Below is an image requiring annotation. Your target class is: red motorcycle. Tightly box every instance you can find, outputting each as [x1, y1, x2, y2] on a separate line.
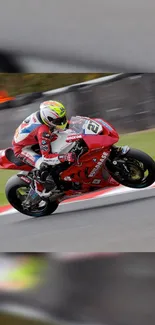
[1, 116, 155, 218]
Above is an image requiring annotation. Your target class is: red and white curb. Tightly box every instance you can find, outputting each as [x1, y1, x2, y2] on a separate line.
[0, 182, 155, 216]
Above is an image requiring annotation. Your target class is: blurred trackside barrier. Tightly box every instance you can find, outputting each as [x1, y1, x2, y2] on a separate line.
[0, 73, 145, 148]
[2, 73, 155, 147]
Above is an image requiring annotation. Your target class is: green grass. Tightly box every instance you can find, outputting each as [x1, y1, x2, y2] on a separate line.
[0, 314, 51, 325]
[118, 129, 155, 160]
[0, 129, 155, 206]
[0, 170, 16, 206]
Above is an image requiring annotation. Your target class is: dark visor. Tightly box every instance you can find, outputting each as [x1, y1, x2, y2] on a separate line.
[47, 115, 67, 125]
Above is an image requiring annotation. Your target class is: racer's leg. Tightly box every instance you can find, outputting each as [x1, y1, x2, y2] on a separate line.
[14, 145, 41, 168]
[35, 158, 66, 192]
[14, 147, 71, 208]
[20, 147, 57, 194]
[14, 147, 56, 206]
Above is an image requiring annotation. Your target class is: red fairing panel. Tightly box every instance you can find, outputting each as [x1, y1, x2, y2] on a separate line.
[61, 133, 120, 194]
[83, 134, 119, 150]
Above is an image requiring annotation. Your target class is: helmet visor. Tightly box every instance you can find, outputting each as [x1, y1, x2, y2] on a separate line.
[47, 115, 67, 126]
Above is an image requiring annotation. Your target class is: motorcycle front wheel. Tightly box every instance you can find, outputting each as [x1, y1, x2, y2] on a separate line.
[106, 148, 155, 189]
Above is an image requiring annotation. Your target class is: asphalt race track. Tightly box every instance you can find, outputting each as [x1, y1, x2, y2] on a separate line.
[0, 190, 155, 252]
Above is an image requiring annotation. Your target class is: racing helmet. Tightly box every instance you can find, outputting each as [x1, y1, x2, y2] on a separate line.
[40, 100, 67, 130]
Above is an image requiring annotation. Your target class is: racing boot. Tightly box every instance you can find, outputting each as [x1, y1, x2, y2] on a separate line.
[39, 154, 77, 191]
[22, 164, 57, 210]
[39, 162, 57, 192]
[24, 153, 76, 209]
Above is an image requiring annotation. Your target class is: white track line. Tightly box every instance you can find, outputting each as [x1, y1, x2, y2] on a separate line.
[1, 183, 155, 216]
[98, 182, 155, 197]
[0, 194, 103, 216]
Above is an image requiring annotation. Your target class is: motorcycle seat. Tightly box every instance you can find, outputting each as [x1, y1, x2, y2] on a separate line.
[5, 148, 25, 166]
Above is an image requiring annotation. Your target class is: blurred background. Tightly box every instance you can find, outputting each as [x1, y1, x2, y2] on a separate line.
[0, 73, 108, 95]
[0, 0, 155, 73]
[0, 73, 155, 138]
[1, 253, 155, 325]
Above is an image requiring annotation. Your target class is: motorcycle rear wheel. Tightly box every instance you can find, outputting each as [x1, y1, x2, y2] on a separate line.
[5, 175, 59, 217]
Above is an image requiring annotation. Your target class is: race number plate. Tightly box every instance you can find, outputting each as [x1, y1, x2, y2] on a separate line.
[84, 120, 102, 135]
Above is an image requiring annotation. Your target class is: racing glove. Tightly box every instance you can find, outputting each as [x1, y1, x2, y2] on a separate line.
[59, 153, 77, 163]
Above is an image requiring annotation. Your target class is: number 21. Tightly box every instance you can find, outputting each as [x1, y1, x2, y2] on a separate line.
[87, 121, 99, 133]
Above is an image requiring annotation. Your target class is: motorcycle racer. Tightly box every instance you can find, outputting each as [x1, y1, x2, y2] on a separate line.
[12, 100, 76, 206]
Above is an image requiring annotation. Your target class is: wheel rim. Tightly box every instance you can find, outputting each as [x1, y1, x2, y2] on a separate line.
[114, 158, 152, 187]
[126, 161, 145, 181]
[16, 186, 48, 214]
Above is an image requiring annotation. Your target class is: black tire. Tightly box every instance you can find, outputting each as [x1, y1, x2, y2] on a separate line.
[7, 94, 34, 108]
[5, 175, 59, 218]
[106, 148, 155, 189]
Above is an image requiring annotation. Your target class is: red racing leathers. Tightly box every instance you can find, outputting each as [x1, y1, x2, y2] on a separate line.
[12, 111, 119, 170]
[12, 112, 119, 194]
[12, 111, 65, 169]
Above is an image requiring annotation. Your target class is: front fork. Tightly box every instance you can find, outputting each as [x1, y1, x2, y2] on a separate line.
[106, 145, 131, 178]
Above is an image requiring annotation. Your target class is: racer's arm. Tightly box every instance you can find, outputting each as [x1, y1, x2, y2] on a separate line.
[37, 125, 60, 164]
[37, 125, 76, 165]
